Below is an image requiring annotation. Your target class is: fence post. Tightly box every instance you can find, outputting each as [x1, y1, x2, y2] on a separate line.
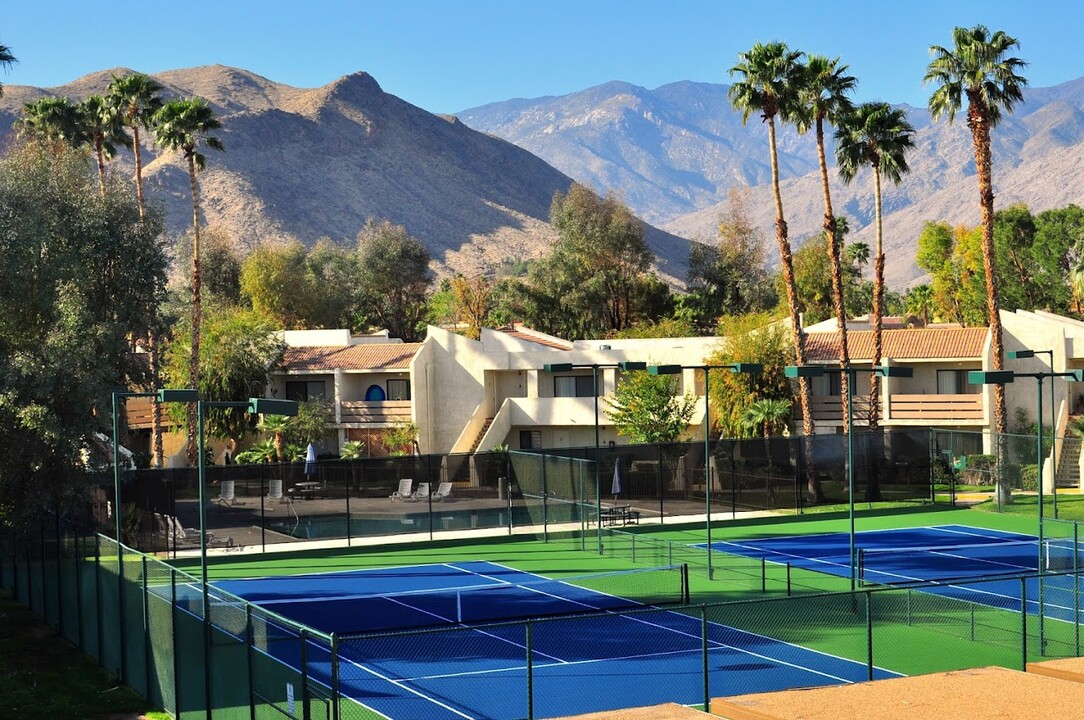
[1021, 577, 1028, 671]
[1075, 523, 1080, 656]
[526, 620, 534, 720]
[172, 569, 182, 720]
[786, 563, 791, 597]
[701, 606, 710, 711]
[95, 535, 104, 665]
[331, 634, 341, 720]
[345, 464, 352, 547]
[866, 592, 874, 681]
[142, 555, 151, 697]
[300, 629, 311, 720]
[761, 557, 766, 594]
[73, 526, 84, 649]
[54, 513, 63, 639]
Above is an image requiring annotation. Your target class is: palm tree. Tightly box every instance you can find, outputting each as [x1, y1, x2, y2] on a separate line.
[154, 98, 225, 463]
[925, 25, 1027, 504]
[729, 42, 821, 501]
[0, 43, 17, 97]
[257, 415, 292, 462]
[906, 284, 935, 324]
[741, 399, 792, 504]
[795, 55, 857, 429]
[17, 97, 87, 148]
[79, 95, 131, 196]
[835, 102, 914, 428]
[107, 73, 163, 220]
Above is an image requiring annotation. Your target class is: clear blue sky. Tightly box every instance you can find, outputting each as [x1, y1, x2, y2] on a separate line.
[5, 1, 1083, 113]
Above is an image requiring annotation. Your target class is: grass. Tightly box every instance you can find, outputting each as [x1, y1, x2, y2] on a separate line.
[973, 492, 1084, 523]
[0, 589, 169, 720]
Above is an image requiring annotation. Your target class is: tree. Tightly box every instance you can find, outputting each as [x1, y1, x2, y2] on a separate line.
[729, 43, 817, 456]
[706, 313, 794, 439]
[604, 368, 696, 444]
[741, 398, 792, 501]
[240, 241, 322, 328]
[0, 143, 166, 526]
[926, 25, 1027, 504]
[686, 187, 775, 330]
[450, 274, 495, 340]
[905, 284, 935, 324]
[154, 98, 225, 463]
[287, 399, 333, 446]
[107, 73, 163, 221]
[835, 101, 914, 427]
[161, 305, 283, 444]
[352, 220, 433, 341]
[199, 227, 243, 306]
[0, 41, 16, 97]
[17, 97, 87, 149]
[788, 228, 866, 325]
[257, 414, 291, 462]
[80, 95, 131, 196]
[794, 54, 857, 431]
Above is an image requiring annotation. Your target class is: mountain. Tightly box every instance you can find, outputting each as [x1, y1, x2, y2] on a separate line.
[460, 80, 1084, 288]
[0, 66, 693, 285]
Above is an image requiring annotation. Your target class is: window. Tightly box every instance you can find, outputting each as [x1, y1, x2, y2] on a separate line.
[827, 371, 842, 397]
[286, 381, 326, 402]
[519, 430, 542, 450]
[554, 375, 595, 397]
[937, 370, 979, 395]
[387, 379, 411, 401]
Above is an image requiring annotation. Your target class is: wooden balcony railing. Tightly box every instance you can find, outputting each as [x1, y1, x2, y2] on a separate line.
[799, 395, 873, 423]
[888, 394, 983, 420]
[340, 400, 412, 425]
[122, 397, 181, 430]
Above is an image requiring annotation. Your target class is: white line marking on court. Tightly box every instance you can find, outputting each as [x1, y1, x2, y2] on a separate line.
[336, 654, 475, 719]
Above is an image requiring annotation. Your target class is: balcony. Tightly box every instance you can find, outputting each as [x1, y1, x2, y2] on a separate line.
[888, 394, 983, 421]
[339, 400, 412, 425]
[122, 397, 181, 430]
[803, 395, 873, 423]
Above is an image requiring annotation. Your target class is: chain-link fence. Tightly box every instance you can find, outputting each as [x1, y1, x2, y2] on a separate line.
[6, 511, 1084, 719]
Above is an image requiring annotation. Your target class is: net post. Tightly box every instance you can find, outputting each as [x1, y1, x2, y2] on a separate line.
[1075, 522, 1080, 656]
[970, 602, 976, 641]
[701, 606, 710, 710]
[330, 633, 341, 720]
[526, 620, 534, 720]
[246, 603, 255, 720]
[682, 564, 690, 604]
[1021, 577, 1028, 671]
[74, 523, 84, 649]
[761, 557, 766, 594]
[786, 562, 791, 597]
[866, 592, 874, 681]
[141, 555, 151, 694]
[631, 534, 636, 564]
[858, 548, 864, 586]
[906, 588, 912, 626]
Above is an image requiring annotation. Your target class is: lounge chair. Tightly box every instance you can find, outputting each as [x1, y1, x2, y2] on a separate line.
[155, 513, 171, 542]
[390, 478, 413, 500]
[170, 515, 216, 545]
[410, 482, 430, 502]
[216, 479, 237, 506]
[432, 482, 453, 502]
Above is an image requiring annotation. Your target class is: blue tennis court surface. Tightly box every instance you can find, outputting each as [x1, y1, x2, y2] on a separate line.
[702, 524, 1084, 621]
[213, 561, 899, 719]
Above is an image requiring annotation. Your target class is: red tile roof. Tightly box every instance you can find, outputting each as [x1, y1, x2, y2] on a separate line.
[805, 327, 988, 361]
[282, 344, 421, 372]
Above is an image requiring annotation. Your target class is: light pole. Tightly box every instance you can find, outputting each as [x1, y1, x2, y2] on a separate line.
[1008, 350, 1059, 517]
[969, 368, 1083, 655]
[110, 387, 197, 685]
[786, 364, 913, 592]
[647, 363, 762, 579]
[543, 362, 645, 554]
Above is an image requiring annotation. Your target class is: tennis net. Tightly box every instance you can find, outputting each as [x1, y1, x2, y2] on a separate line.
[858, 537, 1084, 584]
[270, 563, 688, 636]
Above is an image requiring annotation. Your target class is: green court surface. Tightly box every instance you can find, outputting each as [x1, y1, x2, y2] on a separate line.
[165, 503, 1068, 680]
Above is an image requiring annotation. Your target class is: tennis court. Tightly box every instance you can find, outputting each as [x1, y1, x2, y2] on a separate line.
[704, 525, 1084, 622]
[210, 561, 899, 719]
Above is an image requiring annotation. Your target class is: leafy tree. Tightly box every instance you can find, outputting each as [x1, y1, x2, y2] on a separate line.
[729, 42, 816, 446]
[0, 143, 166, 526]
[383, 421, 419, 456]
[107, 73, 163, 221]
[287, 399, 333, 445]
[351, 220, 433, 341]
[926, 24, 1027, 503]
[451, 274, 495, 340]
[240, 241, 323, 328]
[787, 229, 867, 324]
[161, 305, 283, 446]
[612, 317, 697, 339]
[686, 188, 775, 331]
[794, 54, 857, 429]
[836, 101, 914, 427]
[305, 238, 355, 327]
[199, 227, 243, 305]
[706, 313, 794, 439]
[154, 98, 224, 462]
[604, 368, 696, 444]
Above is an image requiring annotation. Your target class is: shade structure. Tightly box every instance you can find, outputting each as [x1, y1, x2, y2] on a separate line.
[305, 443, 316, 476]
[611, 457, 623, 499]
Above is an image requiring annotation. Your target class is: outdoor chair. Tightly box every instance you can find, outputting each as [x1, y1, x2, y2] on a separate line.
[170, 515, 216, 545]
[216, 479, 237, 507]
[410, 482, 430, 502]
[155, 513, 171, 541]
[390, 478, 413, 500]
[432, 482, 453, 502]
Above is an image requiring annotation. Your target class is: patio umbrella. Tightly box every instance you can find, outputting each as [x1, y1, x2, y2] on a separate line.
[304, 443, 316, 477]
[611, 457, 623, 501]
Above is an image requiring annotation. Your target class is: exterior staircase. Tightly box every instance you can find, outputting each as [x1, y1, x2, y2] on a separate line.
[1056, 419, 1083, 489]
[469, 418, 494, 453]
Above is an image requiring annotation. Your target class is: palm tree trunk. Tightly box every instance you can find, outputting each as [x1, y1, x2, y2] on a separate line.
[93, 134, 107, 196]
[768, 117, 819, 503]
[869, 168, 886, 428]
[150, 330, 164, 467]
[970, 103, 1010, 505]
[132, 126, 146, 220]
[186, 155, 202, 465]
[816, 117, 852, 433]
